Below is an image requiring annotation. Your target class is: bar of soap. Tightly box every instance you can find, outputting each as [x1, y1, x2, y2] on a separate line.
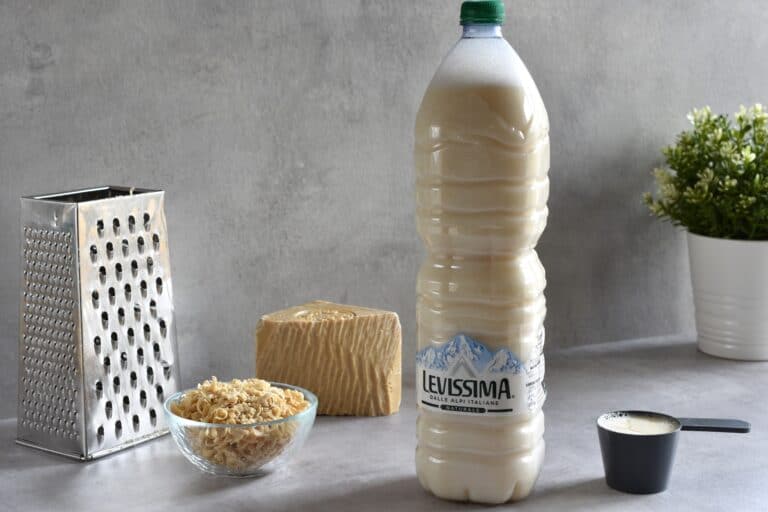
[255, 301, 402, 416]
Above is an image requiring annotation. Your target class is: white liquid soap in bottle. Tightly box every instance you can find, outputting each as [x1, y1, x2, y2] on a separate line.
[414, 0, 549, 504]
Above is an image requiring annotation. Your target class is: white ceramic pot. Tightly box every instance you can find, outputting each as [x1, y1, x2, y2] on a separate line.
[688, 232, 768, 360]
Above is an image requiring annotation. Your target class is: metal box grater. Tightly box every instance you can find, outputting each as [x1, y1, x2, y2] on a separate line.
[17, 186, 181, 460]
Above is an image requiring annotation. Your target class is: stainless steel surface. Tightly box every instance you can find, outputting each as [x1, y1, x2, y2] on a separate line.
[17, 202, 83, 458]
[17, 186, 180, 459]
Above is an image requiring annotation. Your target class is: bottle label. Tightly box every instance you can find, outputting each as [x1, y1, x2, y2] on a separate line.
[416, 331, 545, 416]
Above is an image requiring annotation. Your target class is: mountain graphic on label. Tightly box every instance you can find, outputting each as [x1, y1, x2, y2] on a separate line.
[416, 334, 524, 375]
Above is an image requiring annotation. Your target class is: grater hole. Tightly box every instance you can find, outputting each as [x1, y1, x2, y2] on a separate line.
[96, 219, 104, 237]
[108, 286, 116, 305]
[149, 408, 157, 426]
[120, 352, 128, 369]
[146, 257, 154, 274]
[101, 311, 109, 328]
[133, 304, 141, 321]
[137, 236, 145, 253]
[121, 238, 130, 257]
[143, 323, 151, 340]
[128, 215, 136, 233]
[132, 414, 140, 432]
[94, 336, 101, 354]
[113, 376, 120, 392]
[159, 319, 167, 338]
[155, 277, 163, 294]
[143, 213, 151, 229]
[115, 420, 122, 438]
[149, 299, 157, 317]
[139, 390, 147, 407]
[155, 385, 164, 401]
[130, 371, 138, 387]
[112, 218, 120, 235]
[95, 380, 103, 398]
[106, 241, 114, 259]
[123, 395, 130, 412]
[117, 307, 125, 325]
[90, 245, 98, 262]
[161, 360, 171, 380]
[91, 290, 99, 308]
[99, 266, 107, 284]
[153, 342, 161, 359]
[124, 283, 132, 300]
[111, 332, 118, 350]
[137, 347, 144, 365]
[103, 356, 111, 373]
[114, 263, 123, 280]
[147, 366, 154, 384]
[127, 327, 135, 345]
[97, 425, 104, 443]
[131, 259, 139, 277]
[140, 280, 148, 298]
[105, 401, 113, 419]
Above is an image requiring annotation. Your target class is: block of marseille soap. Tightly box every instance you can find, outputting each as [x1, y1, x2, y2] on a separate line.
[255, 300, 401, 416]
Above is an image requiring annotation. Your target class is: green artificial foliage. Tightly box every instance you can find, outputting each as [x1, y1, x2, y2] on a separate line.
[645, 104, 768, 239]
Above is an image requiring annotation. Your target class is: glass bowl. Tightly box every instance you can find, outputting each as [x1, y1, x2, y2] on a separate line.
[163, 382, 318, 477]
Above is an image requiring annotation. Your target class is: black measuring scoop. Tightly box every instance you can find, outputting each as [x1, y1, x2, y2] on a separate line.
[597, 410, 750, 494]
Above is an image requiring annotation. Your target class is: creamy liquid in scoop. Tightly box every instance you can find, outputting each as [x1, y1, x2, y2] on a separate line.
[599, 413, 679, 435]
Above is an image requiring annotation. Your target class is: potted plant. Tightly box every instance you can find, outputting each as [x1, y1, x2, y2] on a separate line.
[645, 104, 768, 360]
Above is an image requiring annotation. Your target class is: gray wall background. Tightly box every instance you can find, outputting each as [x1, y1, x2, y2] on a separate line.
[1, 0, 765, 419]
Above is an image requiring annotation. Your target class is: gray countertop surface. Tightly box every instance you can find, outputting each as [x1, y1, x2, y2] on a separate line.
[2, 336, 766, 511]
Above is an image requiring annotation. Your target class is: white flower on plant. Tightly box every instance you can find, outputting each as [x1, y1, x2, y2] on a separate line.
[653, 167, 672, 185]
[688, 106, 713, 126]
[754, 104, 768, 124]
[652, 168, 679, 200]
[738, 195, 758, 210]
[698, 168, 715, 184]
[742, 147, 756, 164]
[736, 105, 748, 124]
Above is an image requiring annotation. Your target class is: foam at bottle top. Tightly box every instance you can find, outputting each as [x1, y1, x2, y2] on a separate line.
[430, 37, 536, 89]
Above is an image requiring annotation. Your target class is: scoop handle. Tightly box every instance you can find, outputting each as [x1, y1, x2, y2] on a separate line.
[678, 417, 751, 433]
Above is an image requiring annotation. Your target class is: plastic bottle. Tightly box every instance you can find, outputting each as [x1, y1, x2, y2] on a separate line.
[414, 0, 549, 504]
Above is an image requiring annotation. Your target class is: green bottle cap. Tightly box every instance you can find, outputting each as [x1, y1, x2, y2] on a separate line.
[460, 0, 505, 25]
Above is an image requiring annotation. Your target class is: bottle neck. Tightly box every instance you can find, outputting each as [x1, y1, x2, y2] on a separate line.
[461, 24, 502, 38]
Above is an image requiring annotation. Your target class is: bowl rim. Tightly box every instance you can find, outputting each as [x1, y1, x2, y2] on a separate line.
[163, 381, 318, 428]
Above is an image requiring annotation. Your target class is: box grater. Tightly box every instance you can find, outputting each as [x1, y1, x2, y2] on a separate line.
[17, 186, 181, 460]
